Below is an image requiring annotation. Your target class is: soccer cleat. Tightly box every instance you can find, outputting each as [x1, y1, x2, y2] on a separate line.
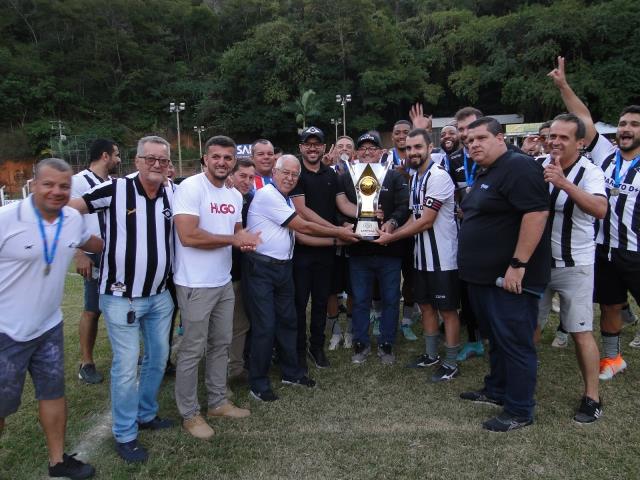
[78, 363, 103, 384]
[456, 341, 485, 361]
[328, 333, 342, 351]
[573, 396, 603, 424]
[459, 390, 503, 406]
[598, 355, 627, 380]
[401, 323, 418, 341]
[629, 330, 640, 349]
[406, 353, 439, 368]
[551, 331, 569, 348]
[431, 364, 460, 382]
[482, 413, 533, 432]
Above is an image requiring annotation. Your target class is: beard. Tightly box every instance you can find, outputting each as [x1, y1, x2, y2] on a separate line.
[618, 135, 640, 152]
[408, 154, 427, 169]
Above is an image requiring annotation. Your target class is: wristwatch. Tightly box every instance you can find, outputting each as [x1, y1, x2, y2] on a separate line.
[510, 257, 528, 268]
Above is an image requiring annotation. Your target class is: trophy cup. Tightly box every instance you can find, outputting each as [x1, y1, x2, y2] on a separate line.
[348, 162, 391, 241]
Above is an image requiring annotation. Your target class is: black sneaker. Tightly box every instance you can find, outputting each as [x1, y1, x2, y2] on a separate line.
[115, 439, 148, 463]
[308, 347, 330, 368]
[138, 416, 174, 430]
[282, 375, 317, 388]
[573, 396, 603, 424]
[459, 390, 503, 406]
[431, 363, 460, 382]
[48, 453, 95, 479]
[482, 412, 533, 432]
[78, 363, 103, 384]
[406, 353, 439, 369]
[250, 389, 279, 402]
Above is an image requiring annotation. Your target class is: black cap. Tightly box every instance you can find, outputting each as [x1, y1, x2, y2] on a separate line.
[299, 126, 325, 143]
[356, 131, 382, 148]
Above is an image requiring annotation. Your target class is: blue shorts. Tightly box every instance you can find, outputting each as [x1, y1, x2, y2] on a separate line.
[0, 323, 65, 418]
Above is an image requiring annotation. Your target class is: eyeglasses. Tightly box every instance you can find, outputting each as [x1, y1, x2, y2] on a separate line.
[138, 155, 170, 167]
[301, 142, 324, 149]
[276, 168, 300, 178]
[357, 147, 380, 153]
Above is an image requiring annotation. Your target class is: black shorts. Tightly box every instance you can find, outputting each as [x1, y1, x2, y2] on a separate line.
[0, 323, 65, 418]
[331, 253, 352, 295]
[413, 269, 460, 311]
[594, 244, 640, 305]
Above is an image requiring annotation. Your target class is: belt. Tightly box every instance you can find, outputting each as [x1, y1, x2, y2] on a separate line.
[247, 252, 291, 265]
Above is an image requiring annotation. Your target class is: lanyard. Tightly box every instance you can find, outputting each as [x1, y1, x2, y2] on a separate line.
[412, 162, 433, 207]
[463, 149, 477, 187]
[392, 148, 401, 166]
[442, 154, 450, 173]
[31, 197, 64, 275]
[613, 150, 640, 188]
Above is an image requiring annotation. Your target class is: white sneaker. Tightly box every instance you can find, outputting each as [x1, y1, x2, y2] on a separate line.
[328, 333, 342, 351]
[629, 330, 640, 349]
[551, 331, 569, 348]
[343, 333, 353, 349]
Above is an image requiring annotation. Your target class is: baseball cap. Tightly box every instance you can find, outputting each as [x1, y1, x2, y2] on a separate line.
[299, 126, 325, 143]
[356, 131, 382, 149]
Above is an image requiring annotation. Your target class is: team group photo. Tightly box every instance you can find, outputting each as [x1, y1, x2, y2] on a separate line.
[1, 0, 639, 479]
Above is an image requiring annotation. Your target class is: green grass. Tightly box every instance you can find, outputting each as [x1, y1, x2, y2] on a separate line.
[1, 275, 639, 479]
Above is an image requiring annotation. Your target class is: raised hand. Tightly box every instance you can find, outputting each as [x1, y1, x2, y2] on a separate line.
[547, 56, 568, 88]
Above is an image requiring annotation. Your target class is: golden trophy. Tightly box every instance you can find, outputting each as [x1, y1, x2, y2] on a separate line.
[348, 162, 391, 241]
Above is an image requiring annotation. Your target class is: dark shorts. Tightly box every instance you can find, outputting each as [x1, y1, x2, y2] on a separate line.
[331, 253, 352, 295]
[0, 323, 65, 418]
[83, 253, 101, 313]
[413, 269, 460, 311]
[594, 244, 640, 305]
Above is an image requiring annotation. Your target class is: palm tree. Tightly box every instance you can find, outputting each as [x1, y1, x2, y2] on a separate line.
[295, 89, 321, 130]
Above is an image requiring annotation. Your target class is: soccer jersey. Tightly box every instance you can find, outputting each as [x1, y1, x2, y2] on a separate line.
[71, 169, 110, 239]
[589, 133, 640, 251]
[409, 162, 457, 271]
[540, 155, 606, 267]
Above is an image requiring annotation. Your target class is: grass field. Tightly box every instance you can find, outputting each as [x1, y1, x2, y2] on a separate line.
[1, 273, 639, 479]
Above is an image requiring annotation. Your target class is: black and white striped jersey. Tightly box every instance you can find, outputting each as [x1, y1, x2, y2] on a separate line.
[540, 155, 606, 267]
[82, 175, 174, 298]
[71, 169, 109, 238]
[589, 133, 640, 251]
[409, 162, 457, 272]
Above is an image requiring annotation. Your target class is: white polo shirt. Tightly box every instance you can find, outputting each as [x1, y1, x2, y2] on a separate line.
[0, 198, 90, 341]
[173, 173, 242, 287]
[246, 184, 297, 260]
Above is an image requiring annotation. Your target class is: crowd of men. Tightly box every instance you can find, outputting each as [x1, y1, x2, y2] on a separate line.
[1, 56, 639, 477]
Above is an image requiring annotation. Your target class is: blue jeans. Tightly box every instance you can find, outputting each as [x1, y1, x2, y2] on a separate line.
[349, 255, 402, 347]
[100, 290, 174, 443]
[467, 284, 538, 419]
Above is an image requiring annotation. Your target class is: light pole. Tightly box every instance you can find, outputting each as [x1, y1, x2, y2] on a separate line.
[193, 125, 205, 158]
[330, 118, 342, 143]
[335, 94, 351, 136]
[169, 102, 186, 176]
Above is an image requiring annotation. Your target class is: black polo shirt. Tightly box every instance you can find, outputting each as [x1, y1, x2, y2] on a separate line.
[458, 149, 551, 289]
[290, 161, 340, 255]
[338, 168, 410, 258]
[231, 192, 253, 282]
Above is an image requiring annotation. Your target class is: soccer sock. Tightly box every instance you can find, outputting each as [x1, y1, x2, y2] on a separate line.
[601, 331, 621, 359]
[425, 333, 439, 358]
[443, 344, 460, 369]
[327, 315, 340, 335]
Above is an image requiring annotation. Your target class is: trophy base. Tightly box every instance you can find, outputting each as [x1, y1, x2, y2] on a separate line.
[355, 218, 380, 241]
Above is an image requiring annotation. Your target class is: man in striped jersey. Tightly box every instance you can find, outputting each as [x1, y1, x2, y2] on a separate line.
[69, 136, 176, 463]
[375, 128, 461, 382]
[538, 114, 607, 423]
[549, 56, 640, 379]
[71, 139, 120, 385]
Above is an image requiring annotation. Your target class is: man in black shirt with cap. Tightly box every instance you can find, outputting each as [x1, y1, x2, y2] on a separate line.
[458, 117, 550, 432]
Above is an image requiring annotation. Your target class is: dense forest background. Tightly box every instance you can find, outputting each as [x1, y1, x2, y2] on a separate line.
[1, 0, 639, 159]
